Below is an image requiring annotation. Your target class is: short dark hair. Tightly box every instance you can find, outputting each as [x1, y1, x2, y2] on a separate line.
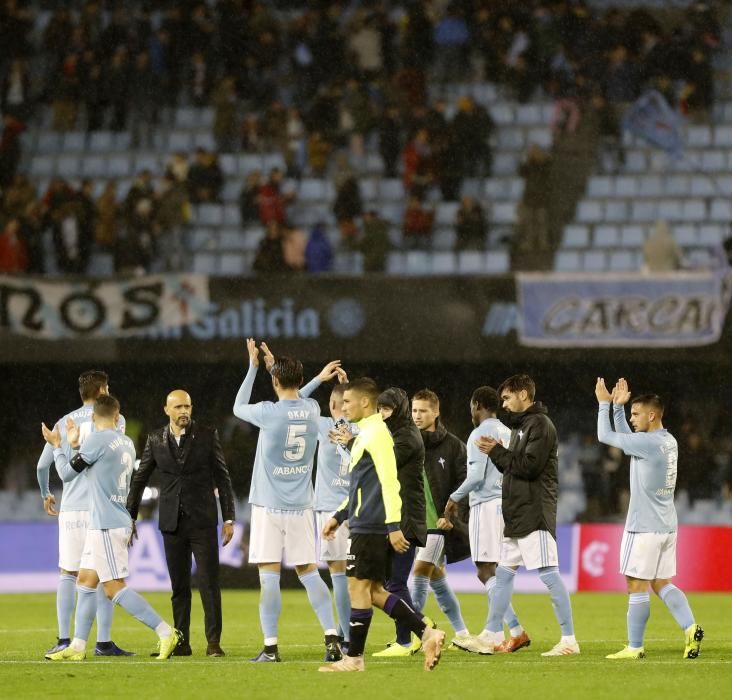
[79, 370, 109, 401]
[631, 394, 665, 416]
[412, 389, 439, 409]
[499, 374, 536, 401]
[94, 394, 120, 419]
[471, 386, 499, 413]
[331, 383, 346, 399]
[270, 356, 303, 389]
[344, 378, 380, 405]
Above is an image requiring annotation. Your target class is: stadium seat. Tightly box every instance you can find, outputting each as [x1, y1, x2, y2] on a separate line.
[219, 253, 246, 275]
[380, 204, 403, 225]
[56, 156, 80, 178]
[698, 224, 724, 246]
[192, 253, 217, 274]
[689, 175, 715, 196]
[714, 125, 732, 146]
[219, 229, 245, 250]
[87, 252, 114, 276]
[29, 155, 54, 177]
[709, 199, 732, 222]
[299, 179, 326, 201]
[608, 250, 639, 272]
[386, 252, 405, 274]
[562, 225, 590, 248]
[577, 201, 603, 223]
[686, 125, 712, 147]
[176, 107, 197, 128]
[197, 204, 224, 227]
[193, 131, 217, 150]
[431, 227, 457, 250]
[492, 202, 516, 224]
[526, 126, 552, 148]
[168, 131, 193, 152]
[243, 227, 263, 251]
[614, 176, 637, 197]
[237, 154, 263, 174]
[89, 131, 114, 152]
[262, 152, 286, 171]
[665, 175, 690, 196]
[485, 250, 510, 274]
[624, 151, 646, 172]
[582, 250, 607, 272]
[435, 202, 459, 226]
[639, 176, 663, 197]
[200, 108, 215, 128]
[657, 200, 683, 221]
[516, 104, 542, 125]
[134, 153, 159, 173]
[115, 132, 132, 151]
[489, 104, 514, 125]
[588, 177, 613, 198]
[686, 248, 714, 268]
[107, 155, 132, 178]
[431, 251, 457, 274]
[493, 153, 519, 175]
[554, 250, 581, 272]
[593, 225, 620, 248]
[37, 130, 62, 152]
[507, 178, 524, 199]
[221, 180, 240, 202]
[190, 228, 215, 251]
[681, 199, 706, 222]
[497, 128, 524, 150]
[223, 204, 241, 227]
[404, 251, 431, 275]
[620, 225, 645, 247]
[673, 225, 698, 246]
[603, 201, 628, 223]
[63, 131, 86, 151]
[631, 200, 658, 222]
[359, 179, 378, 200]
[81, 156, 107, 178]
[219, 154, 238, 177]
[700, 151, 725, 172]
[379, 179, 404, 200]
[457, 251, 485, 274]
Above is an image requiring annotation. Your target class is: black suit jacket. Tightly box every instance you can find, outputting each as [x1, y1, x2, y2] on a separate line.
[127, 420, 236, 534]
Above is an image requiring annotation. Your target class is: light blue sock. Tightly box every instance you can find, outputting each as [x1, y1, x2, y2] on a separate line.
[259, 571, 282, 642]
[539, 566, 575, 636]
[486, 575, 522, 632]
[299, 570, 336, 633]
[112, 587, 163, 631]
[410, 574, 430, 614]
[430, 575, 467, 634]
[331, 572, 351, 642]
[658, 584, 695, 631]
[628, 592, 650, 648]
[95, 584, 113, 643]
[73, 585, 98, 643]
[57, 574, 77, 639]
[486, 566, 516, 633]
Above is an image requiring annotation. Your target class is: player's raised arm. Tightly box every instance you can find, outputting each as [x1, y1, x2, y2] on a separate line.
[233, 338, 267, 426]
[596, 379, 653, 458]
[300, 360, 342, 398]
[612, 378, 633, 433]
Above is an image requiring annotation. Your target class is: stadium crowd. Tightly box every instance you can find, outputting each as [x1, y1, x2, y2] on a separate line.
[0, 0, 724, 275]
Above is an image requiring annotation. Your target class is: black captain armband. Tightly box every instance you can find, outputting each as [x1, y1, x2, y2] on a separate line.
[70, 453, 91, 473]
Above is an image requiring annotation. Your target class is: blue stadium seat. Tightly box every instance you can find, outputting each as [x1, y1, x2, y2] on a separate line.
[379, 179, 404, 200]
[457, 251, 485, 274]
[193, 132, 217, 150]
[168, 131, 193, 152]
[134, 154, 159, 173]
[689, 175, 715, 196]
[89, 131, 114, 152]
[638, 176, 663, 197]
[666, 175, 690, 196]
[631, 200, 658, 222]
[262, 152, 286, 171]
[492, 202, 516, 224]
[386, 252, 405, 274]
[701, 151, 725, 172]
[673, 225, 698, 246]
[593, 225, 620, 248]
[582, 250, 607, 272]
[588, 177, 613, 198]
[516, 104, 542, 125]
[223, 204, 241, 227]
[526, 126, 552, 148]
[603, 201, 628, 223]
[714, 125, 732, 147]
[608, 250, 639, 272]
[577, 201, 603, 223]
[404, 251, 430, 275]
[507, 178, 524, 199]
[709, 199, 732, 222]
[222, 180, 240, 202]
[431, 228, 457, 250]
[243, 227, 263, 251]
[489, 104, 514, 125]
[219, 253, 246, 275]
[237, 154, 263, 174]
[680, 199, 706, 222]
[81, 156, 107, 177]
[698, 225, 724, 246]
[37, 130, 62, 152]
[176, 107, 197, 128]
[614, 176, 637, 197]
[485, 250, 510, 274]
[562, 225, 589, 248]
[87, 253, 115, 276]
[197, 204, 224, 227]
[63, 131, 86, 151]
[107, 155, 131, 178]
[493, 153, 519, 175]
[620, 225, 645, 247]
[687, 125, 712, 147]
[219, 154, 238, 176]
[497, 128, 523, 150]
[554, 250, 581, 272]
[658, 200, 683, 221]
[189, 228, 215, 251]
[360, 179, 378, 200]
[298, 179, 326, 201]
[56, 156, 79, 178]
[431, 252, 457, 274]
[219, 229, 245, 250]
[192, 253, 217, 274]
[29, 155, 54, 177]
[435, 202, 459, 226]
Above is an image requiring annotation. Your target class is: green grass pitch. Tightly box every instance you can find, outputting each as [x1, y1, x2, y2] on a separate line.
[1, 591, 730, 699]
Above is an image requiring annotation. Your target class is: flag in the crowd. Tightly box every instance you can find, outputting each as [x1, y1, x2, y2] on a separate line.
[622, 90, 684, 159]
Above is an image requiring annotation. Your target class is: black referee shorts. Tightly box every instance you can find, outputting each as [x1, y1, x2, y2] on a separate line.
[346, 533, 392, 582]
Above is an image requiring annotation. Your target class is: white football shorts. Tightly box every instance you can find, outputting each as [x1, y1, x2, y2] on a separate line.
[58, 510, 90, 571]
[415, 532, 446, 567]
[500, 529, 558, 570]
[619, 530, 677, 580]
[80, 527, 131, 582]
[469, 499, 504, 563]
[248, 505, 316, 566]
[315, 510, 349, 562]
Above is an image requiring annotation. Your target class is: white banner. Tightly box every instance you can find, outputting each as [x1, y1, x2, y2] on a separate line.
[0, 274, 210, 339]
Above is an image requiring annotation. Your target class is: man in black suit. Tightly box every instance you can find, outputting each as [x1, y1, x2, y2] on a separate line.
[127, 390, 236, 657]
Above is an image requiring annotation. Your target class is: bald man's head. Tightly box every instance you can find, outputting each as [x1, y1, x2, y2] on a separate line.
[164, 389, 192, 431]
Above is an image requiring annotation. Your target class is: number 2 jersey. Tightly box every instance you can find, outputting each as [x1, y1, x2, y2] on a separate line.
[234, 364, 320, 510]
[54, 428, 136, 530]
[37, 403, 126, 512]
[597, 402, 678, 533]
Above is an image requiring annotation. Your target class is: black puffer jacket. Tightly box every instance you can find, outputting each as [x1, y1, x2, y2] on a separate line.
[421, 418, 470, 564]
[378, 387, 427, 547]
[489, 402, 558, 539]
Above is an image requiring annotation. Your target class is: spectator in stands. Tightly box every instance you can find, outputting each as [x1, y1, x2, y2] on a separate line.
[52, 200, 91, 274]
[166, 152, 189, 184]
[19, 201, 44, 274]
[252, 220, 287, 273]
[239, 171, 262, 225]
[305, 222, 333, 273]
[1, 58, 31, 121]
[603, 45, 640, 110]
[400, 2, 434, 72]
[263, 100, 288, 158]
[348, 11, 385, 79]
[402, 127, 434, 197]
[0, 114, 25, 190]
[681, 48, 714, 122]
[643, 220, 683, 272]
[154, 174, 189, 271]
[378, 105, 402, 179]
[108, 46, 131, 131]
[95, 181, 120, 253]
[129, 50, 157, 148]
[76, 179, 97, 254]
[514, 145, 552, 269]
[124, 170, 155, 226]
[116, 197, 156, 275]
[2, 174, 35, 220]
[451, 96, 494, 178]
[333, 175, 363, 245]
[79, 50, 108, 132]
[212, 76, 239, 153]
[358, 209, 390, 272]
[282, 225, 307, 272]
[285, 108, 306, 178]
[434, 3, 470, 83]
[0, 218, 28, 273]
[257, 168, 290, 226]
[188, 50, 212, 107]
[402, 196, 434, 250]
[188, 149, 223, 204]
[307, 130, 332, 177]
[455, 196, 487, 250]
[51, 53, 80, 131]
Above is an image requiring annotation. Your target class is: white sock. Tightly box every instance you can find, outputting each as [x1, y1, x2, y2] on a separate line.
[510, 624, 524, 637]
[480, 629, 504, 643]
[264, 636, 278, 646]
[561, 634, 577, 645]
[454, 628, 469, 636]
[155, 621, 172, 638]
[70, 638, 86, 652]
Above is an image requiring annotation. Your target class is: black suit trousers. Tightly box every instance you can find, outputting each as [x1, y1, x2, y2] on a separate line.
[162, 517, 222, 644]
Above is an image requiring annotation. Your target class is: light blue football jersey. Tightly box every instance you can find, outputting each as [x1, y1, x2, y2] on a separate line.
[598, 403, 678, 533]
[450, 417, 511, 507]
[234, 364, 320, 510]
[36, 404, 126, 512]
[313, 416, 351, 512]
[54, 429, 135, 530]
